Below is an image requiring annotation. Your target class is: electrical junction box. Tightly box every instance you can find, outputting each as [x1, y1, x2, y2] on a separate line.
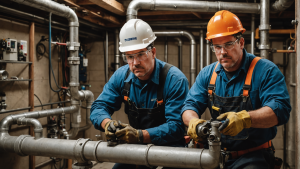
[18, 40, 27, 61]
[3, 38, 17, 61]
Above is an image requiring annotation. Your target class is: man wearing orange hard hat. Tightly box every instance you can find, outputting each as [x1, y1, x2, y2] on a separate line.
[182, 10, 291, 168]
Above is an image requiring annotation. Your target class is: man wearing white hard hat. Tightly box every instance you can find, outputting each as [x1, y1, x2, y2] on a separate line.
[90, 19, 189, 169]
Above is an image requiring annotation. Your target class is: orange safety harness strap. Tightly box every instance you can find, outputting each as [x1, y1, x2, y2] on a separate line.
[230, 140, 271, 159]
[243, 57, 261, 97]
[208, 62, 220, 95]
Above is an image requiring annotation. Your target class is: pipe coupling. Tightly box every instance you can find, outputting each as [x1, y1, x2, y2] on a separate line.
[93, 140, 103, 163]
[259, 24, 271, 31]
[69, 22, 79, 27]
[73, 138, 91, 163]
[67, 42, 80, 51]
[127, 8, 138, 16]
[68, 57, 80, 65]
[14, 135, 31, 156]
[258, 44, 270, 50]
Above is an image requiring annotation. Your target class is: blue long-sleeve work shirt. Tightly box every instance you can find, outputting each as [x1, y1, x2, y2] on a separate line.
[91, 58, 189, 146]
[182, 49, 291, 148]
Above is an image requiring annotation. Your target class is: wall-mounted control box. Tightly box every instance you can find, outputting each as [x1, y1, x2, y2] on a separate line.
[3, 38, 17, 61]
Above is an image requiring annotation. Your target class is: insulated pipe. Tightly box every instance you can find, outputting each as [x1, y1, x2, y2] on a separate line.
[115, 29, 120, 70]
[165, 37, 168, 62]
[295, 1, 300, 168]
[251, 14, 255, 54]
[206, 40, 211, 66]
[16, 118, 43, 140]
[259, 0, 270, 59]
[200, 30, 204, 71]
[127, 1, 260, 20]
[154, 31, 196, 85]
[174, 38, 182, 70]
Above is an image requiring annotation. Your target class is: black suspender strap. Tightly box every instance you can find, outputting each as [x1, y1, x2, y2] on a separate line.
[122, 68, 131, 100]
[157, 63, 173, 105]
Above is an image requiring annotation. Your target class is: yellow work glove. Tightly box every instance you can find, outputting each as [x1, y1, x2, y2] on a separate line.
[115, 123, 143, 144]
[217, 110, 252, 136]
[104, 120, 119, 140]
[187, 118, 206, 142]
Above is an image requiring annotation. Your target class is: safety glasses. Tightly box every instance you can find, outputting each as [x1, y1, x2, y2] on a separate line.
[122, 49, 151, 63]
[210, 38, 239, 53]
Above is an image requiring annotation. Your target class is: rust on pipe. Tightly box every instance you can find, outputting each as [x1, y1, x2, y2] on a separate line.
[29, 22, 35, 169]
[255, 28, 295, 39]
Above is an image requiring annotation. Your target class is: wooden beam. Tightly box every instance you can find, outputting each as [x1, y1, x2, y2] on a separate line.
[89, 0, 125, 16]
[84, 6, 121, 25]
[64, 0, 80, 7]
[191, 12, 202, 19]
[76, 0, 94, 5]
[76, 11, 106, 26]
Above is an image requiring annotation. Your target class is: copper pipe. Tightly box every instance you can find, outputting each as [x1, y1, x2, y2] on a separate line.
[68, 159, 72, 169]
[29, 22, 35, 169]
[255, 27, 296, 39]
[275, 50, 296, 53]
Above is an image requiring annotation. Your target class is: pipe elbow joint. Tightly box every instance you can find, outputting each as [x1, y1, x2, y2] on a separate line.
[81, 90, 94, 107]
[200, 149, 221, 169]
[0, 115, 14, 132]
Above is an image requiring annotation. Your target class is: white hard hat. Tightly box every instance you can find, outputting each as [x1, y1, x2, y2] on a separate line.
[119, 19, 156, 53]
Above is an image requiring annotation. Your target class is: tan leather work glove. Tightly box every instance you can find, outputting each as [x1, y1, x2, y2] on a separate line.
[187, 118, 206, 142]
[115, 123, 143, 144]
[104, 120, 119, 140]
[217, 110, 252, 136]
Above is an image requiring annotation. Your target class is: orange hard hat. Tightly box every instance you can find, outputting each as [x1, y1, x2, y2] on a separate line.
[206, 10, 246, 40]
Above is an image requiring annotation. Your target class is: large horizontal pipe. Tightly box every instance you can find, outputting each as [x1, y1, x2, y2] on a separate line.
[127, 0, 261, 20]
[0, 136, 220, 169]
[154, 31, 196, 85]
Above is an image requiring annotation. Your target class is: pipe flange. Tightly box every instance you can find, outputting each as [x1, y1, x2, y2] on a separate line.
[73, 138, 91, 163]
[14, 135, 31, 156]
[68, 57, 80, 65]
[93, 140, 103, 163]
[145, 144, 154, 168]
[259, 24, 271, 31]
[67, 42, 80, 51]
[258, 44, 270, 50]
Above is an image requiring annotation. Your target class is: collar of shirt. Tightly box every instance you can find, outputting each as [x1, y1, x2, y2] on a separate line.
[124, 58, 161, 87]
[214, 48, 252, 81]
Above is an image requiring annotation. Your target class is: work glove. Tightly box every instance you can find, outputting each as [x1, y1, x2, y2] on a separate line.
[217, 110, 252, 136]
[187, 118, 206, 142]
[104, 120, 120, 140]
[115, 123, 143, 144]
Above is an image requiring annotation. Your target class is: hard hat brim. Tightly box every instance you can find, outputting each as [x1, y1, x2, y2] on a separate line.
[119, 37, 156, 53]
[206, 29, 246, 40]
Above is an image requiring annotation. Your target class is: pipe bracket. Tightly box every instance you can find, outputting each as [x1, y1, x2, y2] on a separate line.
[259, 24, 271, 30]
[68, 57, 80, 65]
[14, 135, 31, 156]
[73, 138, 91, 163]
[145, 144, 154, 167]
[69, 22, 79, 27]
[258, 44, 270, 50]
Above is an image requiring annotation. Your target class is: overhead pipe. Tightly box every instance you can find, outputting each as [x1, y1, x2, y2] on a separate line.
[255, 28, 295, 39]
[165, 37, 168, 62]
[127, 1, 261, 20]
[154, 31, 196, 85]
[271, 0, 295, 12]
[174, 38, 182, 70]
[251, 14, 255, 54]
[206, 40, 211, 66]
[295, 0, 300, 168]
[200, 30, 204, 71]
[115, 29, 120, 70]
[259, 0, 270, 59]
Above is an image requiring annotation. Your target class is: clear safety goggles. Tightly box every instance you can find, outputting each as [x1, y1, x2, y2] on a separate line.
[122, 49, 151, 63]
[210, 38, 239, 53]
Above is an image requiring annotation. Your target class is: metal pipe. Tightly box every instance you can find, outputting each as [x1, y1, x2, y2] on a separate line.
[115, 29, 120, 70]
[255, 28, 295, 39]
[16, 118, 43, 139]
[154, 31, 196, 85]
[251, 14, 255, 54]
[271, 0, 295, 12]
[149, 21, 208, 27]
[165, 37, 168, 62]
[127, 1, 261, 20]
[174, 38, 182, 70]
[105, 31, 109, 83]
[295, 1, 300, 168]
[206, 40, 211, 66]
[200, 30, 204, 71]
[0, 107, 31, 114]
[259, 0, 270, 59]
[273, 50, 296, 53]
[78, 90, 94, 132]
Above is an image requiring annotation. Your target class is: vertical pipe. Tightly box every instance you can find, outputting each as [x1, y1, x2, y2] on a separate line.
[178, 40, 182, 70]
[295, 1, 300, 168]
[206, 40, 211, 66]
[251, 14, 255, 54]
[105, 31, 108, 83]
[115, 29, 120, 70]
[259, 0, 270, 59]
[29, 22, 35, 169]
[165, 37, 168, 62]
[200, 30, 204, 70]
[190, 39, 196, 86]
